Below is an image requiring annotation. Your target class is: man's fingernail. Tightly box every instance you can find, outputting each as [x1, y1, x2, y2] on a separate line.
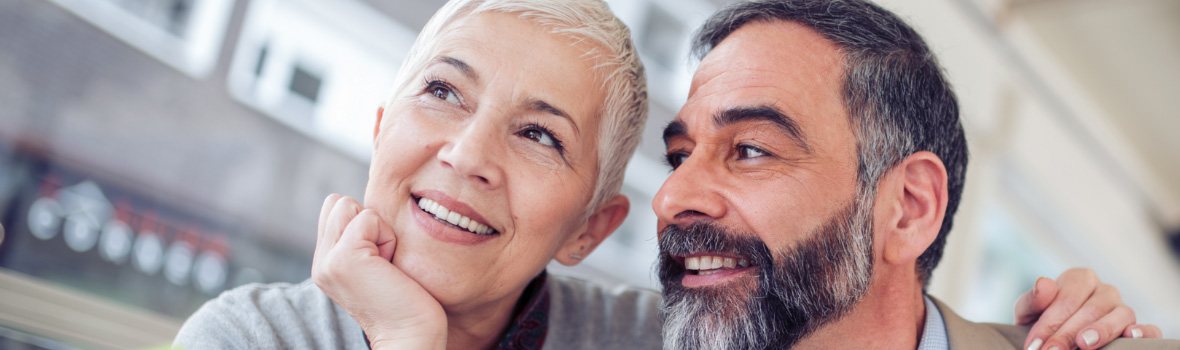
[1131, 328, 1143, 338]
[1082, 329, 1099, 346]
[1027, 338, 1043, 350]
[1048, 347, 1060, 350]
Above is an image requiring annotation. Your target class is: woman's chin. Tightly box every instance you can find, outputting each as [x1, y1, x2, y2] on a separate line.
[392, 248, 479, 307]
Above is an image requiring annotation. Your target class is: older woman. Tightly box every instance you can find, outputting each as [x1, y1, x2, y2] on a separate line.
[311, 0, 651, 348]
[175, 1, 1155, 349]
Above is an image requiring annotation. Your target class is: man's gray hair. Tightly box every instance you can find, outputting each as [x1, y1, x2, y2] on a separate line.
[386, 0, 648, 213]
[692, 0, 968, 286]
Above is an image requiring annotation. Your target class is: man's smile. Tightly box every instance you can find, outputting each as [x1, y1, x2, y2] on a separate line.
[677, 253, 758, 287]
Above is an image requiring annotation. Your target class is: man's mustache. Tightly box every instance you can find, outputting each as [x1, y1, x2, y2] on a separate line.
[657, 222, 775, 286]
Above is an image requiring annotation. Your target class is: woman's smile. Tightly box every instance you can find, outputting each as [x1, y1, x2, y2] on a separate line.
[409, 190, 500, 245]
[416, 197, 495, 235]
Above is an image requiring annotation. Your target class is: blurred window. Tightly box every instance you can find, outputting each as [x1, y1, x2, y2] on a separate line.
[47, 0, 235, 77]
[288, 64, 323, 104]
[106, 0, 196, 37]
[640, 4, 685, 70]
[959, 199, 1065, 323]
[226, 0, 414, 160]
[626, 0, 711, 110]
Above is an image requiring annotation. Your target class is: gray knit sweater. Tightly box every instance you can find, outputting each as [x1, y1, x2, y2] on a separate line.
[173, 274, 663, 349]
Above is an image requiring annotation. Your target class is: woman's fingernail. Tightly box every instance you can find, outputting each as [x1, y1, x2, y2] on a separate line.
[1082, 329, 1099, 346]
[1048, 346, 1060, 350]
[1131, 328, 1143, 338]
[1027, 338, 1043, 350]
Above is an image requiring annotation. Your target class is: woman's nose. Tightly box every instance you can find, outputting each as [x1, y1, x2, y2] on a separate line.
[436, 120, 505, 190]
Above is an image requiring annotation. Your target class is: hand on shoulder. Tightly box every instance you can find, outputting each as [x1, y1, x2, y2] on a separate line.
[1015, 268, 1164, 350]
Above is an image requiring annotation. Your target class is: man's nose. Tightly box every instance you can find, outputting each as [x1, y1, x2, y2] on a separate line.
[652, 156, 727, 225]
[436, 118, 505, 190]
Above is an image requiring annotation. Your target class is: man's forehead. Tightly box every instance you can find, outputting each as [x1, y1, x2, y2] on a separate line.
[680, 20, 846, 131]
[692, 20, 845, 92]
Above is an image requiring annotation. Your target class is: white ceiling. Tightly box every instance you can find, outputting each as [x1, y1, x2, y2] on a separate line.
[1012, 0, 1180, 211]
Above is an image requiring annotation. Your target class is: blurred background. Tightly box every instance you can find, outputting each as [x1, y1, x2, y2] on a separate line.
[1, 0, 1178, 348]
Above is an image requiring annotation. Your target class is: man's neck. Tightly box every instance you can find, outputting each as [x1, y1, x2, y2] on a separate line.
[793, 269, 928, 349]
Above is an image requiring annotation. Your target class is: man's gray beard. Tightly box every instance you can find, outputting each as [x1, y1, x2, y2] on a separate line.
[658, 195, 875, 350]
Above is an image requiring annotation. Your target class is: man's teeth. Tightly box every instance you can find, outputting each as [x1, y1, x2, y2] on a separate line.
[685, 255, 750, 272]
[417, 197, 494, 235]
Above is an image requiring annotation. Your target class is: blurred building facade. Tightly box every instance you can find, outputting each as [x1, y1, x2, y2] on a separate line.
[0, 0, 1177, 348]
[0, 0, 388, 347]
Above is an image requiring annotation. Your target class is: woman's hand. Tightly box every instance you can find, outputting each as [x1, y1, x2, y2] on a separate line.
[312, 194, 447, 350]
[1015, 268, 1162, 350]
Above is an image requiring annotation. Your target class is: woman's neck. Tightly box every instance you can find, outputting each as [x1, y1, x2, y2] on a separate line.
[444, 288, 528, 350]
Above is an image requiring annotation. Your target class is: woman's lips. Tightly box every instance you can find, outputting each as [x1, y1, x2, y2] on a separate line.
[408, 191, 499, 245]
[411, 190, 497, 234]
[415, 196, 495, 235]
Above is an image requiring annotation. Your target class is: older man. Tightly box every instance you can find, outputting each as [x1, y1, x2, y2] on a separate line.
[653, 0, 1175, 349]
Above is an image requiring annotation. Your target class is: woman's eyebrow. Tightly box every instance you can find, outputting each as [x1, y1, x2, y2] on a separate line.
[528, 99, 580, 134]
[434, 55, 480, 83]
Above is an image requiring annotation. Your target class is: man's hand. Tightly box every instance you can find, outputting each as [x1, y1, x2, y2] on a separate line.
[311, 194, 447, 350]
[1015, 268, 1162, 350]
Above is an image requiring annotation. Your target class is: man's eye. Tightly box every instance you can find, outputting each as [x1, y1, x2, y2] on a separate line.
[519, 125, 563, 150]
[737, 145, 769, 159]
[665, 152, 688, 170]
[426, 82, 460, 105]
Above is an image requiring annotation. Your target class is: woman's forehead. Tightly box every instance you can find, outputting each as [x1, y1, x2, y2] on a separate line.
[431, 12, 608, 123]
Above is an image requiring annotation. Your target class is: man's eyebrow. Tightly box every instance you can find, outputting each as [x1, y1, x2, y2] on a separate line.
[663, 120, 686, 146]
[714, 105, 812, 153]
[434, 56, 479, 83]
[528, 99, 579, 134]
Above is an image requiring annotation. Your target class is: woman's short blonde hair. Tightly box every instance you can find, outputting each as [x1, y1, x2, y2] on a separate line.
[385, 0, 648, 214]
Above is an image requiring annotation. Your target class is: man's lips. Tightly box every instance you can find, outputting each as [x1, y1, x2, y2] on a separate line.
[675, 253, 757, 288]
[683, 254, 752, 273]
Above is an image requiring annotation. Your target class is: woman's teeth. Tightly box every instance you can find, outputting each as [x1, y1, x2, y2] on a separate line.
[417, 197, 494, 235]
[685, 255, 750, 275]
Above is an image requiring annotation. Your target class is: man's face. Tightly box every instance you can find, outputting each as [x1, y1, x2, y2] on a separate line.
[654, 20, 874, 348]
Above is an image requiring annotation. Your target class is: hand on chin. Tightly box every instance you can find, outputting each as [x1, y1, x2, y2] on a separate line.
[311, 194, 447, 349]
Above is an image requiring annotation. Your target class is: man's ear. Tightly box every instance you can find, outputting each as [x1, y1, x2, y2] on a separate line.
[874, 151, 948, 266]
[373, 106, 385, 147]
[555, 194, 630, 266]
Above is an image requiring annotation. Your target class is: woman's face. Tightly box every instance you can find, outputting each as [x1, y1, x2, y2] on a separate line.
[364, 12, 607, 312]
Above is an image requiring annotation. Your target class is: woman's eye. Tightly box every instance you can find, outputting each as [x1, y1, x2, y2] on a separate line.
[665, 152, 688, 170]
[737, 145, 769, 159]
[427, 82, 460, 105]
[520, 126, 561, 149]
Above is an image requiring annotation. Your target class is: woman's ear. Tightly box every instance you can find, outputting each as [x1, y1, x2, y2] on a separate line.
[555, 194, 630, 266]
[373, 106, 385, 147]
[875, 151, 948, 266]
